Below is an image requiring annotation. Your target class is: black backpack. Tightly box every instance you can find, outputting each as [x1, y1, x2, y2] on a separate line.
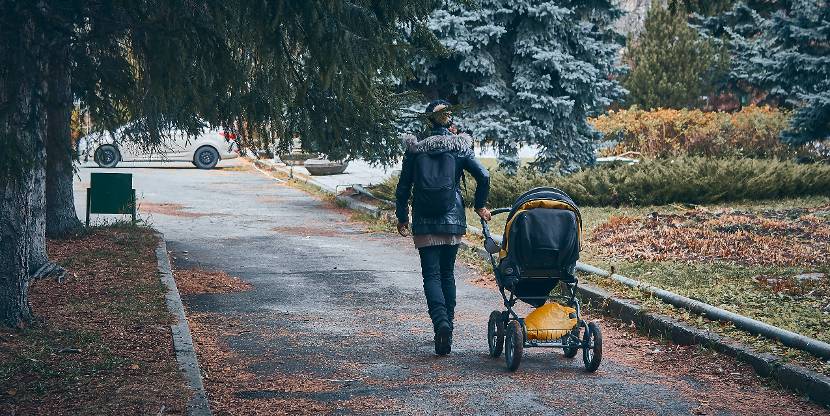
[412, 151, 457, 217]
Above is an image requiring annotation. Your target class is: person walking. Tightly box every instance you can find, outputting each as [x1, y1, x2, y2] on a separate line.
[395, 99, 491, 355]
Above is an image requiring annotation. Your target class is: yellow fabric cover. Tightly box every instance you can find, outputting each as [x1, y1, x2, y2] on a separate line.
[499, 200, 582, 259]
[524, 303, 578, 341]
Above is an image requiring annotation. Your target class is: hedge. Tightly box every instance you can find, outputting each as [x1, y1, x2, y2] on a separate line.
[590, 106, 793, 159]
[372, 157, 830, 208]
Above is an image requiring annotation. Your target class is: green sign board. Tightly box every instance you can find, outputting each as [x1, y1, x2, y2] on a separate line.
[86, 172, 136, 226]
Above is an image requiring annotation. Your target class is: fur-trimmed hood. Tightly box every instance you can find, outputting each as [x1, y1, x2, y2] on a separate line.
[401, 133, 473, 154]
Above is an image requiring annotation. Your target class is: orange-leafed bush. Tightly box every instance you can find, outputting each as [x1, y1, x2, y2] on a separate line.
[590, 106, 792, 158]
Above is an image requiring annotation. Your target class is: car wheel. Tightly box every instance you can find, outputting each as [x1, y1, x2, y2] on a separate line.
[193, 146, 219, 169]
[94, 144, 120, 168]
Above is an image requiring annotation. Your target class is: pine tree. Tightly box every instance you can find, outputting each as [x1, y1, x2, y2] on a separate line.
[700, 0, 828, 145]
[406, 0, 626, 173]
[623, 1, 728, 110]
[674, 0, 736, 15]
[0, 0, 439, 328]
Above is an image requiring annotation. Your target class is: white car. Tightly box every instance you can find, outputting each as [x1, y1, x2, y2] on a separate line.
[78, 124, 239, 169]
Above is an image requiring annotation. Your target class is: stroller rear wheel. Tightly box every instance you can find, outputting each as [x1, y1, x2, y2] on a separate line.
[505, 320, 524, 372]
[582, 322, 603, 372]
[487, 310, 505, 357]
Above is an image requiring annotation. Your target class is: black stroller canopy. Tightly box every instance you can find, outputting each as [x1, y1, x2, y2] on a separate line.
[503, 187, 582, 238]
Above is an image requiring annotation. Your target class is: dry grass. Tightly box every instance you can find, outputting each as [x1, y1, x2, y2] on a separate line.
[591, 205, 830, 267]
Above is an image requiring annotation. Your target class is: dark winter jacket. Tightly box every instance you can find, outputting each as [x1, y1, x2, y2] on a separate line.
[395, 130, 490, 235]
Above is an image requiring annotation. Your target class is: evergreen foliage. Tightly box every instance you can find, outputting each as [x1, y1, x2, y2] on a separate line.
[1, 1, 441, 175]
[375, 156, 830, 207]
[623, 1, 728, 110]
[226, 1, 441, 163]
[0, 0, 440, 328]
[698, 0, 828, 145]
[673, 0, 735, 16]
[406, 0, 626, 174]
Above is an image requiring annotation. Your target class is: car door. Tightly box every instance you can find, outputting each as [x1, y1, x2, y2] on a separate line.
[114, 123, 152, 161]
[150, 129, 191, 161]
[110, 128, 143, 162]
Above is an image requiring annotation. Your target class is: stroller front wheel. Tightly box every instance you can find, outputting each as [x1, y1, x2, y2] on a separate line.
[562, 327, 580, 358]
[487, 310, 505, 357]
[582, 321, 603, 372]
[505, 320, 524, 372]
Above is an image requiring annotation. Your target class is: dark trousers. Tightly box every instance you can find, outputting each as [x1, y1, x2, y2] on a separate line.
[417, 244, 460, 332]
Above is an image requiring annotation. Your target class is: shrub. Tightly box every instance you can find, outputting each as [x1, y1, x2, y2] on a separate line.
[590, 106, 793, 159]
[373, 157, 830, 208]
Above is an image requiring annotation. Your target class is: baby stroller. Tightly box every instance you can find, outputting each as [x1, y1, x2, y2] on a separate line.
[481, 187, 602, 372]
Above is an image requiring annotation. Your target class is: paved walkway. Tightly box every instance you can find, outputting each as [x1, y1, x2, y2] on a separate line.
[268, 158, 400, 193]
[73, 160, 824, 415]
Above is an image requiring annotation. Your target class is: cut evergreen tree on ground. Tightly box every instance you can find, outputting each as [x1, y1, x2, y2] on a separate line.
[371, 157, 830, 208]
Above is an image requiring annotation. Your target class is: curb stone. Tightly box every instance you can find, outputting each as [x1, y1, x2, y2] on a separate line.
[155, 235, 212, 416]
[573, 283, 830, 408]
[250, 157, 393, 220]
[249, 158, 336, 193]
[459, 238, 830, 407]
[250, 160, 830, 408]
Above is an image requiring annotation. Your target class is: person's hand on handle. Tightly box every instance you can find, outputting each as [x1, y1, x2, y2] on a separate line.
[397, 222, 410, 237]
[476, 207, 492, 222]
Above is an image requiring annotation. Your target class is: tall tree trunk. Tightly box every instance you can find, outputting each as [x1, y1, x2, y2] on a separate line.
[0, 8, 48, 328]
[46, 42, 82, 238]
[28, 127, 48, 275]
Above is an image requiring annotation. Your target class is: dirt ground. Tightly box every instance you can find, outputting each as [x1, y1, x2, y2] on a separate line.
[0, 227, 189, 415]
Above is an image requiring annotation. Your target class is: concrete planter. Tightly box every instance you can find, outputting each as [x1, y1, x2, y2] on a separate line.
[278, 153, 316, 166]
[304, 159, 349, 175]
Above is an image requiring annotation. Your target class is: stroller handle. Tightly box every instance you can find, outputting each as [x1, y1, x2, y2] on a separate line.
[489, 207, 511, 216]
[480, 207, 510, 243]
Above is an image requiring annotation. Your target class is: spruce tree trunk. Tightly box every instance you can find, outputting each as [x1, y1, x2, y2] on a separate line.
[28, 134, 48, 275]
[46, 43, 82, 238]
[0, 10, 48, 328]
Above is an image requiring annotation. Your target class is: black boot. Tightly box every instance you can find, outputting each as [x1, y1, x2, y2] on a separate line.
[435, 321, 451, 356]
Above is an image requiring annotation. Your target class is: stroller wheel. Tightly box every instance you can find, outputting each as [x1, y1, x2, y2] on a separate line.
[582, 322, 603, 372]
[487, 310, 505, 357]
[505, 321, 524, 372]
[562, 327, 580, 358]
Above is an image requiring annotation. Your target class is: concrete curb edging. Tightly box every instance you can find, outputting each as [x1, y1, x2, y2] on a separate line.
[250, 157, 392, 220]
[155, 235, 212, 416]
[457, 238, 830, 408]
[249, 158, 830, 408]
[572, 281, 830, 407]
[459, 237, 830, 406]
[249, 158, 336, 193]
